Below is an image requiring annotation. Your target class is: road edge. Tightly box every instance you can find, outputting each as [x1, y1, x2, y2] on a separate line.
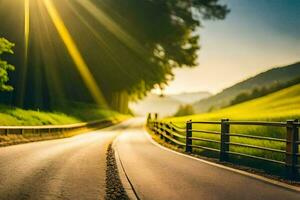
[143, 127, 300, 193]
[113, 138, 139, 200]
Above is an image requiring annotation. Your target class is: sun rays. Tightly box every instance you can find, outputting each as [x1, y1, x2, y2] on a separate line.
[17, 0, 150, 108]
[24, 0, 30, 61]
[42, 0, 107, 107]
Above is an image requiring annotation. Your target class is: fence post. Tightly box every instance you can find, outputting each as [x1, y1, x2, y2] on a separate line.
[147, 113, 151, 124]
[159, 122, 164, 139]
[164, 124, 170, 142]
[185, 120, 192, 153]
[220, 119, 230, 162]
[286, 119, 299, 180]
[153, 121, 157, 134]
[154, 113, 158, 120]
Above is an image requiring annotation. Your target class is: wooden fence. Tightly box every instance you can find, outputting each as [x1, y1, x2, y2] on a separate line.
[147, 114, 299, 180]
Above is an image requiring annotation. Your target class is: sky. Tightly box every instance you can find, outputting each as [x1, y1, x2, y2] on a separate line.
[159, 0, 300, 95]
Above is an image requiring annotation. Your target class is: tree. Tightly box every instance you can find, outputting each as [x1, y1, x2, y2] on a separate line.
[99, 0, 229, 96]
[0, 38, 15, 91]
[174, 104, 195, 117]
[0, 0, 229, 112]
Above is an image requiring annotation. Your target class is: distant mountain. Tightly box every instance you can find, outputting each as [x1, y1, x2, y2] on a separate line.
[130, 91, 211, 117]
[193, 62, 300, 113]
[169, 92, 211, 104]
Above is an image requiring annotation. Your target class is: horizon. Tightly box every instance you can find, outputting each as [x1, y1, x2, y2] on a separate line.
[152, 60, 300, 96]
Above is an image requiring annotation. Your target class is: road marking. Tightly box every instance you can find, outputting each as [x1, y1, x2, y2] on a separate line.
[143, 127, 300, 193]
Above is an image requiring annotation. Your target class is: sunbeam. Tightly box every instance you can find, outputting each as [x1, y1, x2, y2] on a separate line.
[16, 0, 31, 106]
[24, 0, 30, 60]
[65, 0, 134, 80]
[42, 0, 107, 107]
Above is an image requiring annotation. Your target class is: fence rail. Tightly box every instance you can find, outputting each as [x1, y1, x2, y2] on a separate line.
[146, 114, 299, 180]
[0, 119, 114, 136]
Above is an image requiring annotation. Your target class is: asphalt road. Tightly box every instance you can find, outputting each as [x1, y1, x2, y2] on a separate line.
[1, 119, 299, 200]
[115, 119, 300, 200]
[0, 128, 119, 200]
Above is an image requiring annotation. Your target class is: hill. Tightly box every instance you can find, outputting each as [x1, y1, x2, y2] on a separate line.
[193, 62, 300, 113]
[130, 91, 211, 117]
[162, 83, 300, 172]
[169, 83, 300, 122]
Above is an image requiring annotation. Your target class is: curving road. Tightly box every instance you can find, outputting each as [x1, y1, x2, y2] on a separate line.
[0, 119, 299, 200]
[0, 127, 120, 200]
[115, 119, 300, 200]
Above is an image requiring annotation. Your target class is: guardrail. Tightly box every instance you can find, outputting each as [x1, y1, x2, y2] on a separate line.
[0, 119, 114, 136]
[146, 114, 299, 180]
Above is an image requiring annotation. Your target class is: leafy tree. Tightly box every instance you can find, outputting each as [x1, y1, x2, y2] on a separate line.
[174, 104, 195, 117]
[0, 38, 15, 91]
[0, 0, 229, 112]
[100, 0, 230, 96]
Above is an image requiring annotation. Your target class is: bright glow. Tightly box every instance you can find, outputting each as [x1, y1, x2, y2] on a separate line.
[43, 0, 107, 106]
[17, 0, 30, 106]
[24, 0, 30, 60]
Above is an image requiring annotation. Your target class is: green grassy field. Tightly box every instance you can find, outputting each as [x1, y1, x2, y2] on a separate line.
[160, 83, 300, 175]
[169, 83, 300, 123]
[0, 102, 128, 126]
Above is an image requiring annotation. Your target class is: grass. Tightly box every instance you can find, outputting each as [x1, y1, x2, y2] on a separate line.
[0, 102, 130, 146]
[0, 105, 80, 126]
[168, 83, 300, 122]
[160, 84, 300, 177]
[0, 102, 128, 126]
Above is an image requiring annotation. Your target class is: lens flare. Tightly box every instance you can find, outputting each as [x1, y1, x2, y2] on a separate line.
[42, 0, 107, 107]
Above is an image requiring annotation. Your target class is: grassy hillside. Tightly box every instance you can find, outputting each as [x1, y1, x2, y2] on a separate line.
[163, 84, 300, 170]
[0, 102, 127, 126]
[194, 62, 300, 113]
[170, 83, 300, 122]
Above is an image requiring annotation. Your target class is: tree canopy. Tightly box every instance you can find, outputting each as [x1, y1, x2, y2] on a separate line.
[0, 0, 229, 111]
[96, 0, 229, 97]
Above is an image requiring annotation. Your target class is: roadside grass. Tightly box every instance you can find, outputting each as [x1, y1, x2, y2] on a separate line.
[159, 84, 300, 177]
[0, 102, 128, 126]
[0, 102, 130, 146]
[0, 105, 80, 126]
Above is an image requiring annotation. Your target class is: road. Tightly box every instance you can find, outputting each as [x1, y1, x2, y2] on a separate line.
[115, 119, 300, 200]
[0, 127, 119, 200]
[0, 119, 299, 200]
